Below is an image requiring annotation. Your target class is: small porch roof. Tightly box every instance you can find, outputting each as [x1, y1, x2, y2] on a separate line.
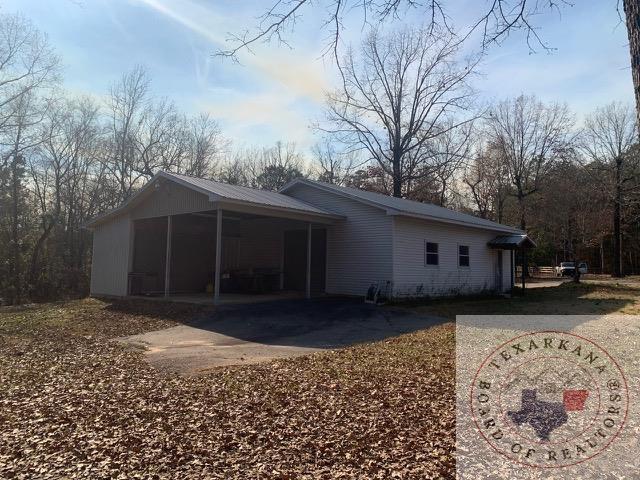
[487, 234, 536, 250]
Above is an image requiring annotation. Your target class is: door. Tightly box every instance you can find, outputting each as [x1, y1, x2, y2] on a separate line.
[310, 229, 327, 293]
[283, 230, 307, 291]
[495, 250, 504, 292]
[283, 228, 327, 293]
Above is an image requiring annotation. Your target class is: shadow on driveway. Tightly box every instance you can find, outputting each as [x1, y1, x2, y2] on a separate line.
[119, 297, 445, 374]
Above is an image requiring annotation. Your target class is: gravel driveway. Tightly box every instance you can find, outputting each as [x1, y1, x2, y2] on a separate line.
[120, 297, 444, 373]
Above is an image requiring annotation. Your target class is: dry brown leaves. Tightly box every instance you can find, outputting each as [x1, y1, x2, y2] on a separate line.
[0, 299, 454, 479]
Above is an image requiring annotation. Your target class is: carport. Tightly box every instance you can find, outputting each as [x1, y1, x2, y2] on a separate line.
[88, 172, 342, 305]
[130, 208, 333, 304]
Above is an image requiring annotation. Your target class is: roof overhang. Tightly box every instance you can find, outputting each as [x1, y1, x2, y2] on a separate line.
[488, 234, 537, 250]
[281, 178, 525, 235]
[212, 199, 343, 224]
[85, 172, 343, 229]
[389, 211, 523, 235]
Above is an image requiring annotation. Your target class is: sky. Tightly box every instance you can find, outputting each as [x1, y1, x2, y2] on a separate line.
[0, 0, 634, 153]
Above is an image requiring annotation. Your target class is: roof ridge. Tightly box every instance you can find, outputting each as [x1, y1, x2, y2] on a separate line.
[164, 171, 274, 193]
[286, 177, 522, 234]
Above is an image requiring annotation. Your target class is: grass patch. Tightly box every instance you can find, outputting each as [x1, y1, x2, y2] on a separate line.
[401, 281, 640, 319]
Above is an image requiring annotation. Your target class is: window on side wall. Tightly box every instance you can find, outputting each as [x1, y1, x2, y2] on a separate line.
[459, 245, 470, 267]
[425, 242, 439, 266]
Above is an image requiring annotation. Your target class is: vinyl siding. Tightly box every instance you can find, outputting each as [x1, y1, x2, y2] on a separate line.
[285, 184, 393, 296]
[130, 180, 212, 220]
[90, 213, 131, 296]
[392, 216, 512, 297]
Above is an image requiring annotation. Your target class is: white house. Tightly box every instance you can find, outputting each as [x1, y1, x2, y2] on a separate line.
[86, 171, 534, 304]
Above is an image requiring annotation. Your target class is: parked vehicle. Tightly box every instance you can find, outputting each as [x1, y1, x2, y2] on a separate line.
[556, 262, 574, 277]
[556, 262, 588, 277]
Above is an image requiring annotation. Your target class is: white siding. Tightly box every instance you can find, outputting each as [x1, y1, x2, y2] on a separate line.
[392, 216, 511, 297]
[130, 181, 212, 220]
[90, 213, 132, 296]
[285, 184, 393, 296]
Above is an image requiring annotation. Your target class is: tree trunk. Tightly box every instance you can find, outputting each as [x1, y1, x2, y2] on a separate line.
[29, 220, 55, 295]
[10, 155, 22, 304]
[624, 0, 640, 132]
[613, 159, 623, 277]
[392, 152, 402, 198]
[518, 194, 526, 231]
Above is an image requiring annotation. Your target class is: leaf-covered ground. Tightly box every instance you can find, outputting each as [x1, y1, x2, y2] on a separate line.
[0, 298, 455, 479]
[3, 282, 637, 478]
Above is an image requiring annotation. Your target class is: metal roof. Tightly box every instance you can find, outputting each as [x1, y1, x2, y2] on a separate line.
[164, 172, 336, 216]
[281, 178, 524, 234]
[487, 234, 536, 249]
[85, 172, 341, 228]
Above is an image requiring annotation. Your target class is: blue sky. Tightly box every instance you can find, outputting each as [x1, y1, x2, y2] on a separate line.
[1, 0, 634, 152]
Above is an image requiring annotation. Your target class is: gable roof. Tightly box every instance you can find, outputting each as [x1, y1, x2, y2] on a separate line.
[85, 171, 340, 228]
[280, 178, 523, 234]
[165, 172, 335, 216]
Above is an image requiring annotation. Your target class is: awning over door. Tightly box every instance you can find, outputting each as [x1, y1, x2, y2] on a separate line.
[487, 234, 536, 250]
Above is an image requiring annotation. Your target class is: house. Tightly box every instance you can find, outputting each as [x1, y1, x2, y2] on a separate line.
[86, 171, 534, 304]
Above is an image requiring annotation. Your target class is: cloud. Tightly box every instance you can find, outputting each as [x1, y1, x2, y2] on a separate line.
[134, 0, 331, 103]
[133, 0, 330, 149]
[204, 91, 315, 149]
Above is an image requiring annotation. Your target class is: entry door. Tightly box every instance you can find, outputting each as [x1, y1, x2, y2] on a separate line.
[283, 230, 307, 291]
[495, 251, 503, 292]
[283, 229, 327, 293]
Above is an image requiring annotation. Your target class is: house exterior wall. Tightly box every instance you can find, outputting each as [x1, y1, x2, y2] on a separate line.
[236, 218, 299, 270]
[284, 184, 393, 296]
[90, 213, 132, 296]
[392, 216, 513, 298]
[130, 180, 212, 220]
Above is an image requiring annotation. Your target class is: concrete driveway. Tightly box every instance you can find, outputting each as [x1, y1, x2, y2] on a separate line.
[119, 297, 444, 374]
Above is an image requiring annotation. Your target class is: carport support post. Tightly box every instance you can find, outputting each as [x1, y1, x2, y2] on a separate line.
[164, 215, 172, 297]
[521, 248, 526, 294]
[510, 249, 514, 291]
[306, 222, 312, 299]
[214, 208, 222, 305]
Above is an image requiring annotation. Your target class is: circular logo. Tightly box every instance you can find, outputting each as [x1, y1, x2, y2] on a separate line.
[470, 331, 629, 468]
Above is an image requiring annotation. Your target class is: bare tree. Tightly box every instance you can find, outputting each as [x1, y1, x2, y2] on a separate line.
[463, 142, 510, 220]
[0, 14, 60, 304]
[28, 96, 102, 295]
[416, 121, 474, 206]
[622, 0, 640, 131]
[487, 94, 573, 230]
[222, 0, 640, 144]
[581, 102, 639, 277]
[102, 65, 150, 201]
[252, 141, 306, 190]
[322, 26, 477, 198]
[218, 1, 569, 60]
[184, 113, 225, 178]
[312, 138, 357, 185]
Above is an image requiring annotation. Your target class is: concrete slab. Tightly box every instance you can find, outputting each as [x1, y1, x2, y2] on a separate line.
[119, 297, 445, 374]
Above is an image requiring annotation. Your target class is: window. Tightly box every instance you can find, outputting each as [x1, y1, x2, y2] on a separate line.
[459, 245, 470, 267]
[425, 242, 439, 266]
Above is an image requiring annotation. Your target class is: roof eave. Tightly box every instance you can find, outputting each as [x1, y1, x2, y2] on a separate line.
[388, 211, 524, 235]
[210, 196, 344, 222]
[280, 178, 389, 213]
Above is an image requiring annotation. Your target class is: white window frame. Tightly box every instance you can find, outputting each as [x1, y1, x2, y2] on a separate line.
[458, 244, 470, 268]
[425, 241, 439, 267]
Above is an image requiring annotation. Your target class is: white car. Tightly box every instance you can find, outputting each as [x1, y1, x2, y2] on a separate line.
[556, 262, 588, 277]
